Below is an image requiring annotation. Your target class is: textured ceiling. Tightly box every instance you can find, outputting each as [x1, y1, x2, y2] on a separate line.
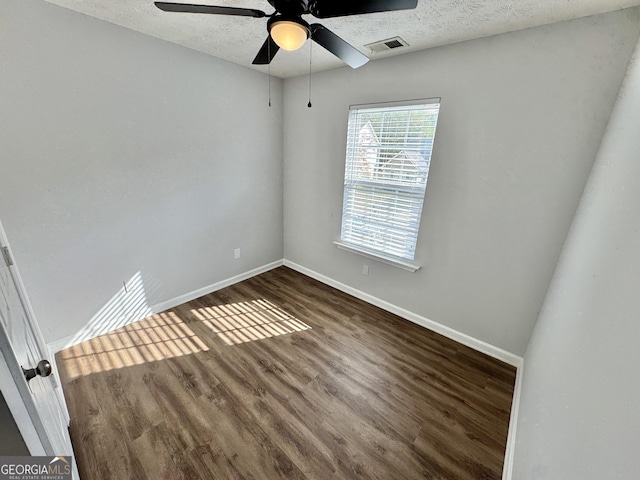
[43, 0, 640, 78]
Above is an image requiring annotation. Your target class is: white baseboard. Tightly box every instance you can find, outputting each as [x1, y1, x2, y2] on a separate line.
[47, 259, 284, 353]
[48, 334, 76, 354]
[150, 259, 284, 315]
[283, 260, 523, 368]
[502, 359, 524, 480]
[51, 257, 521, 367]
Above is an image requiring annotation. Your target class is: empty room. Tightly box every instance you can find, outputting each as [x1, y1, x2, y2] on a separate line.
[1, 0, 640, 479]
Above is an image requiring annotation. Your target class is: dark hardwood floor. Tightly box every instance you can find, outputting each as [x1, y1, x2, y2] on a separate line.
[56, 266, 516, 479]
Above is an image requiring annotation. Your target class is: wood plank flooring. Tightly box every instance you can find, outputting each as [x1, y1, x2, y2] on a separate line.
[56, 266, 516, 479]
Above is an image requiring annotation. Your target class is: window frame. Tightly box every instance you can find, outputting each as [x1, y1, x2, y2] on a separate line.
[336, 98, 441, 272]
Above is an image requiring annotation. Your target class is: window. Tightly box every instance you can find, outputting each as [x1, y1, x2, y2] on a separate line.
[337, 99, 440, 270]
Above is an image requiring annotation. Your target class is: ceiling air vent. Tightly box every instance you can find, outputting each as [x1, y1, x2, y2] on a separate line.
[365, 36, 409, 54]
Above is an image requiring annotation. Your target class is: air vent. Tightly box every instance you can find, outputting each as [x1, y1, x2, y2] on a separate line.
[365, 36, 409, 54]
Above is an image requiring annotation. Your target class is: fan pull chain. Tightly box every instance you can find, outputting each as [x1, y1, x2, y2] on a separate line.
[268, 37, 272, 107]
[308, 39, 312, 108]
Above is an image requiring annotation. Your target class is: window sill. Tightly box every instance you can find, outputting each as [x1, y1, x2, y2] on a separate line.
[333, 241, 421, 273]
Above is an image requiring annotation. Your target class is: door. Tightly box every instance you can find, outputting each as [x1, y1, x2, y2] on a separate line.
[0, 219, 74, 459]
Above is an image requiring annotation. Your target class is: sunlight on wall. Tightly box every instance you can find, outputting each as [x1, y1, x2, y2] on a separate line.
[58, 311, 208, 380]
[68, 271, 154, 347]
[191, 299, 311, 345]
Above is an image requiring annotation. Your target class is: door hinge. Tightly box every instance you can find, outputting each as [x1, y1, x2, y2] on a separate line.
[2, 246, 14, 267]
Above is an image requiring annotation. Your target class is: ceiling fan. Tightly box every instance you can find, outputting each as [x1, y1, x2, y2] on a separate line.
[155, 0, 419, 68]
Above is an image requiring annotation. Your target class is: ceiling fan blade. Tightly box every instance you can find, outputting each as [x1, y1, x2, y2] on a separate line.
[154, 2, 266, 18]
[252, 36, 280, 65]
[310, 0, 418, 18]
[310, 24, 368, 69]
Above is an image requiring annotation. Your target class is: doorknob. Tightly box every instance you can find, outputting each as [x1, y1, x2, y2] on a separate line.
[22, 360, 52, 383]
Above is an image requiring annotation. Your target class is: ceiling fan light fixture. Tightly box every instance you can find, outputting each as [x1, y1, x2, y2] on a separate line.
[269, 20, 309, 51]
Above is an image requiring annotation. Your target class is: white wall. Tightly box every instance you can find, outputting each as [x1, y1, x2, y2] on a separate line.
[283, 9, 640, 355]
[512, 33, 640, 479]
[0, 0, 283, 343]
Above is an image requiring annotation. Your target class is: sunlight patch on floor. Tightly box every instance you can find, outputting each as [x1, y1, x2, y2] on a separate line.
[191, 299, 311, 345]
[58, 311, 208, 379]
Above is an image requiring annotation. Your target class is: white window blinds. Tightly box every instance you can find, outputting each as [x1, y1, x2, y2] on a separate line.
[340, 99, 440, 261]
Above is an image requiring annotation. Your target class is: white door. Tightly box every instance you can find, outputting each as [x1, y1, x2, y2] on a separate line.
[0, 219, 73, 459]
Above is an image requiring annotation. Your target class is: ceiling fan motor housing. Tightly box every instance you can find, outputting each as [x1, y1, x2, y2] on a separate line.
[267, 15, 310, 32]
[268, 0, 311, 16]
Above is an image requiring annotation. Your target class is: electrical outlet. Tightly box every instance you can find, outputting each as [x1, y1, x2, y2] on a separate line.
[234, 248, 241, 259]
[362, 264, 369, 276]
